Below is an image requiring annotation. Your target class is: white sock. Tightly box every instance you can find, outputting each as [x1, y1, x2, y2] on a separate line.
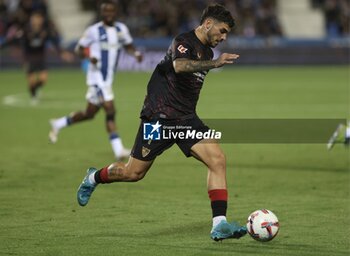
[110, 137, 124, 157]
[88, 172, 97, 185]
[212, 215, 227, 229]
[346, 127, 350, 139]
[53, 117, 69, 131]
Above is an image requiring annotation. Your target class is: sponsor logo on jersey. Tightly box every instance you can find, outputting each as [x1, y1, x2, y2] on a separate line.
[177, 45, 188, 54]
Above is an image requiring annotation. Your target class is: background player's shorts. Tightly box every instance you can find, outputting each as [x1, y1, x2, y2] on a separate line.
[86, 84, 114, 105]
[26, 59, 46, 74]
[131, 116, 210, 161]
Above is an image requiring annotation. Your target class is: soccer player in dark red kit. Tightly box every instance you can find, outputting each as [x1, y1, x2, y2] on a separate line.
[77, 4, 247, 241]
[0, 11, 73, 104]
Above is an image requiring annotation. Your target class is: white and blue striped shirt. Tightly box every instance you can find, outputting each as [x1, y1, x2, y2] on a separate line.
[78, 21, 133, 87]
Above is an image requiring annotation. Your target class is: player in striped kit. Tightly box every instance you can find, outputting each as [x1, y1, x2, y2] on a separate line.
[49, 0, 142, 160]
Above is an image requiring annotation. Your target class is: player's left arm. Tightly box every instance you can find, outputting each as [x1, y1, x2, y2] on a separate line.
[173, 53, 239, 73]
[0, 28, 23, 49]
[118, 22, 143, 63]
[124, 43, 143, 63]
[171, 36, 239, 73]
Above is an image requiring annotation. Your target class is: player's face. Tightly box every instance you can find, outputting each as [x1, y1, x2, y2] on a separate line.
[30, 13, 44, 30]
[101, 3, 117, 26]
[206, 20, 231, 48]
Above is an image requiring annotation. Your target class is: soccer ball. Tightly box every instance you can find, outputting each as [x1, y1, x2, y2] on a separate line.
[246, 209, 280, 242]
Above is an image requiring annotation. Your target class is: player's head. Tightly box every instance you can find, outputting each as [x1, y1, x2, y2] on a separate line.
[100, 0, 117, 26]
[30, 11, 45, 30]
[200, 4, 235, 47]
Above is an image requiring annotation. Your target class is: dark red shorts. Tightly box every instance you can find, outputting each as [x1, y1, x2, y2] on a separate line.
[131, 116, 210, 161]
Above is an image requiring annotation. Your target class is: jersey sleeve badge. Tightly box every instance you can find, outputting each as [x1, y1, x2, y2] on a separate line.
[177, 45, 188, 54]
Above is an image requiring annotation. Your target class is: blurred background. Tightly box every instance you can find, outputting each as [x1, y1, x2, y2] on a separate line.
[0, 0, 349, 69]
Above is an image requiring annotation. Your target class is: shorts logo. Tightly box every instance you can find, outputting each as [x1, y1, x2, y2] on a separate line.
[142, 146, 151, 157]
[177, 45, 188, 54]
[143, 121, 162, 140]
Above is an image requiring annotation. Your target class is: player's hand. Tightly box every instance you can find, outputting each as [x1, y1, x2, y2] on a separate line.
[89, 57, 98, 65]
[134, 51, 143, 63]
[215, 53, 239, 68]
[60, 50, 74, 62]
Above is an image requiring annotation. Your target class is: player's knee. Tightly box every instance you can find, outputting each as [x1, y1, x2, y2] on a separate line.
[85, 112, 95, 120]
[208, 151, 226, 171]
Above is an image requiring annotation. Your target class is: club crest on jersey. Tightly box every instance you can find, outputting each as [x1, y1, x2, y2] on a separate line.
[177, 45, 188, 54]
[142, 146, 151, 157]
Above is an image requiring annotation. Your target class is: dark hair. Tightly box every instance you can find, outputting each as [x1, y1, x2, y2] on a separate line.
[99, 0, 117, 9]
[200, 4, 235, 28]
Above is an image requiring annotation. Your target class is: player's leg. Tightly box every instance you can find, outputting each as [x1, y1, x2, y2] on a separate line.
[102, 100, 130, 160]
[49, 102, 100, 143]
[37, 70, 48, 90]
[77, 119, 173, 206]
[327, 122, 350, 150]
[77, 157, 154, 206]
[27, 61, 47, 102]
[190, 140, 247, 241]
[27, 71, 39, 101]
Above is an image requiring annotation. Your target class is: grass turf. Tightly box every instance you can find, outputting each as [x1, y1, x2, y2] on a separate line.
[0, 66, 349, 256]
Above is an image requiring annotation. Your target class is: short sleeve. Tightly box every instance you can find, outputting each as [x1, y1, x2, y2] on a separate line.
[171, 37, 193, 61]
[78, 26, 95, 47]
[116, 22, 133, 46]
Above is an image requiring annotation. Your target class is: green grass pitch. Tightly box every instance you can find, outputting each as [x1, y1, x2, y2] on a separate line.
[0, 66, 349, 256]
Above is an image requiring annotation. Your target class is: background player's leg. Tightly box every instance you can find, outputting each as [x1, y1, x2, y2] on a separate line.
[27, 70, 47, 102]
[102, 100, 130, 160]
[49, 102, 100, 143]
[37, 70, 48, 89]
[69, 102, 100, 123]
[27, 72, 38, 100]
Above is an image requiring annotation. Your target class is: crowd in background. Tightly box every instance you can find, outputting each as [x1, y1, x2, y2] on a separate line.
[0, 0, 57, 40]
[0, 0, 349, 41]
[82, 0, 350, 38]
[89, 0, 284, 38]
[312, 0, 350, 37]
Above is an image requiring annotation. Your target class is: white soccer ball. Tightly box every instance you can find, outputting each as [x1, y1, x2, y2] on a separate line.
[246, 209, 280, 242]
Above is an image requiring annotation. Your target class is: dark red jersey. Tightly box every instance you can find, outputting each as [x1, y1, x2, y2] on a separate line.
[22, 23, 60, 62]
[141, 30, 214, 120]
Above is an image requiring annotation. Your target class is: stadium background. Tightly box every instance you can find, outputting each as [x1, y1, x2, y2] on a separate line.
[0, 1, 349, 256]
[0, 0, 349, 67]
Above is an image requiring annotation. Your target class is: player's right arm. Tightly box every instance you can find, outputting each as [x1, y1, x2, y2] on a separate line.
[0, 29, 23, 49]
[75, 26, 98, 64]
[75, 45, 98, 64]
[173, 53, 239, 73]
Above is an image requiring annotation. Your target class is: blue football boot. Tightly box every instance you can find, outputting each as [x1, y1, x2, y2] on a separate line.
[211, 220, 247, 241]
[77, 167, 98, 206]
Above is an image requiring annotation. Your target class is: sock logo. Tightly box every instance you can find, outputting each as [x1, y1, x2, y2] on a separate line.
[143, 121, 162, 140]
